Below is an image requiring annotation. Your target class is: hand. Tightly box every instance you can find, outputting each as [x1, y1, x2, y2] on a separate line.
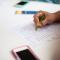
[33, 11, 56, 27]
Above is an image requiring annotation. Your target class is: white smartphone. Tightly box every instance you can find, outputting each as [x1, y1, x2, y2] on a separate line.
[12, 45, 40, 60]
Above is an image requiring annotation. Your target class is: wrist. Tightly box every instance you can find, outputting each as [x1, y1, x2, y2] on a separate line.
[53, 11, 60, 22]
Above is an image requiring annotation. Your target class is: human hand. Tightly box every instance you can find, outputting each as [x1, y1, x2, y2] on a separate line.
[33, 11, 56, 28]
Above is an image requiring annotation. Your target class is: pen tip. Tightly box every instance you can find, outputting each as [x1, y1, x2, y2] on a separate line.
[35, 26, 38, 31]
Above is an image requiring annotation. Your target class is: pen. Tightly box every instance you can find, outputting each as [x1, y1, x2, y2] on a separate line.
[15, 10, 38, 14]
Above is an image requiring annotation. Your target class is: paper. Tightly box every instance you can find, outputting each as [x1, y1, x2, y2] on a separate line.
[16, 23, 60, 46]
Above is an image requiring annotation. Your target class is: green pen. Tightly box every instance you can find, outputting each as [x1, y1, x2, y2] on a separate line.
[35, 15, 46, 30]
[39, 14, 46, 21]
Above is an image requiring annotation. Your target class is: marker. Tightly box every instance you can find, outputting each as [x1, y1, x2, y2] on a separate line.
[15, 10, 38, 14]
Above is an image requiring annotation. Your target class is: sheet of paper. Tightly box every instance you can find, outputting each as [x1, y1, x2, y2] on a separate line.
[16, 23, 60, 46]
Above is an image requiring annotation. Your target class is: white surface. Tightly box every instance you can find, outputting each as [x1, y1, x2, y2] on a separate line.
[0, 1, 60, 60]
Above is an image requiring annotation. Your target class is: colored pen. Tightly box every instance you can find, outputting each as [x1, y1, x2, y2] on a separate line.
[15, 10, 38, 14]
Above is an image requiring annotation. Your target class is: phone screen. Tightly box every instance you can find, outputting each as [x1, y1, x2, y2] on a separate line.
[17, 1, 28, 5]
[16, 49, 38, 60]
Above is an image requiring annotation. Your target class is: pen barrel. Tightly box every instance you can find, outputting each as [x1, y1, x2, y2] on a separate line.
[22, 11, 38, 14]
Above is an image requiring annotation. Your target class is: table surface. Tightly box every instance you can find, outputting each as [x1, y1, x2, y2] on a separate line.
[0, 0, 60, 60]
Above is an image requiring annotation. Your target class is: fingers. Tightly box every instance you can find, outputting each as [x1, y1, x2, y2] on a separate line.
[33, 11, 50, 27]
[33, 11, 46, 27]
[42, 18, 49, 26]
[33, 13, 43, 27]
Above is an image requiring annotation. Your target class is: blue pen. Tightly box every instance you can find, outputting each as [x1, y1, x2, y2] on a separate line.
[16, 10, 38, 14]
[22, 11, 38, 14]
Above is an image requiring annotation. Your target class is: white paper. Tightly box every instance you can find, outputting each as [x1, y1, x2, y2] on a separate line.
[16, 23, 60, 46]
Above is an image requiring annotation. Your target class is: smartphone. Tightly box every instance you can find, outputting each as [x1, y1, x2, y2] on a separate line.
[15, 1, 28, 8]
[12, 45, 40, 60]
[17, 1, 28, 5]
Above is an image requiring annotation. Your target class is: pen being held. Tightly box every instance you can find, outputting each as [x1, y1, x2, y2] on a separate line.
[33, 10, 60, 29]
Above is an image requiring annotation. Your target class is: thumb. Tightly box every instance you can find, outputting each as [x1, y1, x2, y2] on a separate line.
[42, 18, 49, 26]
